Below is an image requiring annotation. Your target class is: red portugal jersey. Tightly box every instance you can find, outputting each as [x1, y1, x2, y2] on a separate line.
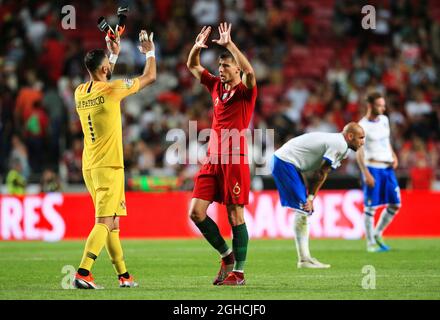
[200, 69, 257, 156]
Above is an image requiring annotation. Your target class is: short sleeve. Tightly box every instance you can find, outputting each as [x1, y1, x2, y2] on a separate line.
[323, 142, 347, 170]
[108, 78, 140, 101]
[382, 115, 390, 126]
[200, 69, 218, 92]
[242, 83, 257, 101]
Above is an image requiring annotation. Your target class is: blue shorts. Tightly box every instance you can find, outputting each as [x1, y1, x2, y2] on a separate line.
[271, 155, 308, 212]
[363, 166, 401, 207]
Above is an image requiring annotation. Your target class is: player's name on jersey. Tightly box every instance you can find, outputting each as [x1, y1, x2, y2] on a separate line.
[76, 96, 105, 109]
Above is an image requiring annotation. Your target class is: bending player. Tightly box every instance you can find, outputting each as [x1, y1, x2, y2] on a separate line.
[271, 123, 365, 268]
[73, 30, 156, 289]
[356, 92, 401, 252]
[186, 23, 257, 286]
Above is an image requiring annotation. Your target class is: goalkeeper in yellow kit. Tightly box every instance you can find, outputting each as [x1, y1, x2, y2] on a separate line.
[73, 30, 156, 289]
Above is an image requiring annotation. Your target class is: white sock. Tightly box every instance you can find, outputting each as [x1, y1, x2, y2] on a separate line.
[220, 248, 233, 258]
[375, 207, 398, 236]
[232, 269, 243, 273]
[364, 208, 376, 247]
[294, 211, 311, 261]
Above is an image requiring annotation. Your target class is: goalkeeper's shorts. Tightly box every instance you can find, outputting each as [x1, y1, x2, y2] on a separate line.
[82, 167, 127, 217]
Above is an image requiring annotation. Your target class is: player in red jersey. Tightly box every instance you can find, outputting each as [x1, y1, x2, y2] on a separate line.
[186, 22, 257, 286]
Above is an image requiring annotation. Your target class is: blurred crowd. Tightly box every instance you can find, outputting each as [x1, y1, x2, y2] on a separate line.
[1, 0, 439, 193]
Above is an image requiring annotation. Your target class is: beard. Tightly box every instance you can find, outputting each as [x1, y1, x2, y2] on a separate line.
[348, 144, 359, 151]
[106, 71, 112, 80]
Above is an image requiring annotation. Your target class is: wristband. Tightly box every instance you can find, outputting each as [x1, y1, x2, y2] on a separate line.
[109, 53, 118, 64]
[307, 194, 315, 201]
[145, 51, 155, 59]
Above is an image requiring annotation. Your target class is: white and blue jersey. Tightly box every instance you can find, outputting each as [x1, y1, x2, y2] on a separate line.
[359, 115, 401, 207]
[271, 132, 350, 212]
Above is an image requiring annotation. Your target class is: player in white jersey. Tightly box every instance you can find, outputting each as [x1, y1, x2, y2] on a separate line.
[271, 123, 365, 268]
[356, 92, 401, 253]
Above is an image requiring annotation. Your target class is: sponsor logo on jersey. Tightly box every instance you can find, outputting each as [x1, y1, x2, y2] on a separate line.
[124, 78, 134, 89]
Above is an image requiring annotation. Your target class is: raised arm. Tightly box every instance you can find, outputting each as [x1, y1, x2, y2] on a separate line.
[212, 22, 256, 89]
[137, 30, 157, 89]
[105, 29, 156, 90]
[105, 33, 121, 73]
[187, 26, 212, 80]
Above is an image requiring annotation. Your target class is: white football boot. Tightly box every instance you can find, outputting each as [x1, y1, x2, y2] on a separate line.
[297, 257, 331, 269]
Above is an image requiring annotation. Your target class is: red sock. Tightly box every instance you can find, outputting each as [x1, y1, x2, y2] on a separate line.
[222, 252, 235, 265]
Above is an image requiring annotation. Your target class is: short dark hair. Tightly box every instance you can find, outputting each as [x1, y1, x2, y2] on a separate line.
[219, 51, 236, 63]
[84, 49, 106, 73]
[366, 92, 383, 105]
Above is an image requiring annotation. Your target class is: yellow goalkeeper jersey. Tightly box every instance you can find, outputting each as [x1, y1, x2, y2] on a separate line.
[75, 78, 140, 170]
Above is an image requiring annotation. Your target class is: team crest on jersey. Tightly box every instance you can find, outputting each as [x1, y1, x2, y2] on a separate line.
[123, 78, 134, 89]
[221, 89, 236, 102]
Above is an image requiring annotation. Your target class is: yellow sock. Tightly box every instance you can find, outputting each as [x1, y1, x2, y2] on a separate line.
[105, 229, 127, 275]
[79, 223, 110, 271]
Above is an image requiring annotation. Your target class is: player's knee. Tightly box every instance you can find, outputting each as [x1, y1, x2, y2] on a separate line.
[229, 216, 245, 226]
[388, 205, 400, 214]
[364, 206, 375, 216]
[226, 205, 245, 226]
[97, 221, 113, 231]
[189, 207, 206, 223]
[96, 216, 117, 230]
[112, 216, 120, 231]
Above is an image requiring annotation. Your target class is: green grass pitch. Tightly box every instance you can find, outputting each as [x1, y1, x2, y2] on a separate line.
[0, 239, 439, 300]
